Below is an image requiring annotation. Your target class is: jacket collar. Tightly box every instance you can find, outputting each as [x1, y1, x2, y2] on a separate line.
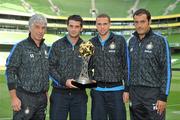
[27, 33, 45, 48]
[133, 28, 153, 40]
[95, 32, 115, 46]
[64, 35, 83, 46]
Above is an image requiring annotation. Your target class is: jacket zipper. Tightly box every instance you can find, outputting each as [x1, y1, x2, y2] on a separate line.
[137, 39, 143, 82]
[102, 44, 106, 87]
[72, 45, 75, 51]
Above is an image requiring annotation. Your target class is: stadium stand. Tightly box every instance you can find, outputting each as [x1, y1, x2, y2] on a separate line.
[20, 0, 34, 13]
[0, 2, 180, 119]
[1, 0, 180, 17]
[0, 1, 179, 50]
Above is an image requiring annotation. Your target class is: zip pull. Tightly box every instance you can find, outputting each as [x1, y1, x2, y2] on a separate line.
[102, 46, 104, 51]
[72, 45, 75, 51]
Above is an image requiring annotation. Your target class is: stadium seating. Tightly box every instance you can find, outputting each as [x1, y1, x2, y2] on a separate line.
[1, 0, 180, 17]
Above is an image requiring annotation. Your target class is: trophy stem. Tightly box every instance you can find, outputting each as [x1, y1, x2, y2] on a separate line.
[77, 56, 91, 84]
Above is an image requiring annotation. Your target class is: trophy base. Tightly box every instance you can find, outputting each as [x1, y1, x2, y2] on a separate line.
[71, 78, 97, 89]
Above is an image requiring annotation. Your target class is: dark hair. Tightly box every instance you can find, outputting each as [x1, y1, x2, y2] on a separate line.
[67, 15, 83, 27]
[96, 13, 111, 22]
[133, 9, 151, 21]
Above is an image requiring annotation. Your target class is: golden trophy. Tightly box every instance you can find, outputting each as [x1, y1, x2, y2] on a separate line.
[71, 41, 97, 88]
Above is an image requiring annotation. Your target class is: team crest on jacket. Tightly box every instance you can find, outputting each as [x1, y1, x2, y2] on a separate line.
[25, 107, 30, 114]
[109, 42, 116, 49]
[146, 42, 153, 50]
[109, 42, 116, 53]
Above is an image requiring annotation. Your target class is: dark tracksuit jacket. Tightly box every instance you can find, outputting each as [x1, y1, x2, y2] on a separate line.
[49, 36, 84, 88]
[89, 32, 129, 89]
[6, 35, 49, 93]
[49, 36, 87, 120]
[128, 29, 171, 101]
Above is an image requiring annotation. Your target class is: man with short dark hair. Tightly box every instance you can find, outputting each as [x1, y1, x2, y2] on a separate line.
[6, 14, 49, 120]
[89, 13, 129, 120]
[49, 15, 87, 120]
[127, 8, 172, 120]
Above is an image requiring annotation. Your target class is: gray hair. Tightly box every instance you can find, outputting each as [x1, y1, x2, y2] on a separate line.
[29, 14, 47, 28]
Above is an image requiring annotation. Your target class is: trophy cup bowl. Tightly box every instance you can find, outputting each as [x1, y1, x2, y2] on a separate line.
[71, 41, 97, 88]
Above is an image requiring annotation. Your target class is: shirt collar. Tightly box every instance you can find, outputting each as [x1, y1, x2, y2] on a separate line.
[28, 33, 45, 48]
[133, 28, 153, 40]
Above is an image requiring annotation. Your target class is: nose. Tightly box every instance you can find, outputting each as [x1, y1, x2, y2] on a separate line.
[99, 25, 106, 30]
[38, 27, 45, 34]
[135, 23, 142, 28]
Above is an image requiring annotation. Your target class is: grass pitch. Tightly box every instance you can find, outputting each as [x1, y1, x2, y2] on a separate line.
[0, 71, 180, 120]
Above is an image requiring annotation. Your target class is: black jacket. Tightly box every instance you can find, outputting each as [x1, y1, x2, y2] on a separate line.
[128, 29, 172, 101]
[49, 36, 84, 88]
[6, 35, 49, 93]
[89, 32, 128, 88]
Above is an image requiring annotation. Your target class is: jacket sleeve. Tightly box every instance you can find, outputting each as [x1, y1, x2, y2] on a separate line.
[49, 43, 66, 86]
[6, 44, 22, 90]
[88, 54, 95, 80]
[158, 37, 172, 102]
[88, 39, 95, 80]
[120, 36, 129, 92]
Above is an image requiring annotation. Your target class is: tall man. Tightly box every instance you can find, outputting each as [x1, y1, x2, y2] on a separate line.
[49, 15, 87, 120]
[88, 13, 129, 120]
[6, 14, 49, 120]
[128, 9, 171, 120]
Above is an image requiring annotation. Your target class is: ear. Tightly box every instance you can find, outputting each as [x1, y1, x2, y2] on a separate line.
[29, 29, 31, 33]
[80, 27, 83, 32]
[148, 20, 152, 25]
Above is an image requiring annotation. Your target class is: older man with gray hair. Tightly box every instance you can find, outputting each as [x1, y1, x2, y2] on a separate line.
[6, 14, 49, 120]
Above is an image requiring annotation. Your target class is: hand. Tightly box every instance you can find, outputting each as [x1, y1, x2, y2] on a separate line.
[123, 92, 129, 103]
[66, 79, 77, 88]
[156, 100, 166, 115]
[91, 80, 96, 83]
[11, 96, 21, 112]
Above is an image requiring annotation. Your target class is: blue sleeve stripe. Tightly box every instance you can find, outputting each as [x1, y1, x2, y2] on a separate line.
[126, 42, 130, 82]
[49, 76, 59, 86]
[6, 43, 18, 66]
[163, 37, 171, 95]
[50, 76, 66, 88]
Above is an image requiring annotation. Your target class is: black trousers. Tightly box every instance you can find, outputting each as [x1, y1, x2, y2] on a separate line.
[91, 90, 126, 120]
[129, 86, 165, 120]
[49, 88, 88, 120]
[13, 90, 47, 120]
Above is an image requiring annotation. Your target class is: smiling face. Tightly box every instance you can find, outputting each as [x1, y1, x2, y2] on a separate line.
[96, 17, 111, 39]
[133, 14, 151, 39]
[29, 22, 46, 42]
[67, 20, 82, 39]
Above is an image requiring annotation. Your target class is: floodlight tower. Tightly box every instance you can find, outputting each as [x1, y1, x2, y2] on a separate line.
[90, 0, 98, 18]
